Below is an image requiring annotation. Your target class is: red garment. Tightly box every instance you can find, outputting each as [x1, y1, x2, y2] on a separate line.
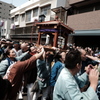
[6, 55, 36, 100]
[29, 52, 36, 55]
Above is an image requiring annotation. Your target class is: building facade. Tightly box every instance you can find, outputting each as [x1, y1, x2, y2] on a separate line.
[10, 0, 69, 43]
[67, 0, 100, 48]
[0, 1, 15, 39]
[10, 0, 100, 49]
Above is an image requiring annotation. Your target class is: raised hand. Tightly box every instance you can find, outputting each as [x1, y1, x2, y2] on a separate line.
[89, 68, 99, 91]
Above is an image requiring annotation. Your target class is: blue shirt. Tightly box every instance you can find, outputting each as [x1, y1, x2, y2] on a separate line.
[53, 68, 99, 100]
[50, 61, 64, 86]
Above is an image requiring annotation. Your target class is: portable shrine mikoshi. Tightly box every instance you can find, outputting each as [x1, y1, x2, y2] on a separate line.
[36, 20, 74, 51]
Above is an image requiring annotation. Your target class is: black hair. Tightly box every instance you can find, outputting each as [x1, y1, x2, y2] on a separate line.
[65, 49, 82, 69]
[5, 48, 12, 56]
[53, 53, 62, 62]
[6, 39, 12, 42]
[13, 41, 19, 44]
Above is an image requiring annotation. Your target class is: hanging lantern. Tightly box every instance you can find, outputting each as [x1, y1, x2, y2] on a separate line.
[39, 14, 45, 22]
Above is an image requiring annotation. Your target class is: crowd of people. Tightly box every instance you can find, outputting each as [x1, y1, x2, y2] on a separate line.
[0, 38, 100, 100]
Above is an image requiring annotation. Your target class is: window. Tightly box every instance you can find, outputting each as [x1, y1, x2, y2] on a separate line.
[11, 17, 14, 23]
[21, 14, 25, 21]
[95, 3, 100, 10]
[78, 5, 93, 13]
[26, 10, 31, 22]
[15, 15, 19, 22]
[41, 5, 51, 15]
[33, 8, 38, 17]
[10, 6, 12, 8]
[4, 29, 6, 33]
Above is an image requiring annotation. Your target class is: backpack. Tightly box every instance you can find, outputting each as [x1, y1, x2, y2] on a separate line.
[6, 57, 17, 66]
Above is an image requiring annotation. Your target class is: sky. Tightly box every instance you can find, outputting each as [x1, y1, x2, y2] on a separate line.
[1, 0, 28, 7]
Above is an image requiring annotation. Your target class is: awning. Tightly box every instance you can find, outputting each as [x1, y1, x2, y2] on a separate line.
[20, 11, 25, 14]
[15, 12, 20, 15]
[51, 6, 68, 13]
[25, 4, 39, 11]
[11, 15, 15, 18]
[69, 29, 100, 36]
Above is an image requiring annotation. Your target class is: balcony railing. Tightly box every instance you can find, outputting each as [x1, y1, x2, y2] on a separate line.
[10, 33, 46, 39]
[69, 0, 84, 5]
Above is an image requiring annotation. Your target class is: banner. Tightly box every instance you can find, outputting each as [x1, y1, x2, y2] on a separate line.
[0, 21, 4, 27]
[11, 24, 16, 30]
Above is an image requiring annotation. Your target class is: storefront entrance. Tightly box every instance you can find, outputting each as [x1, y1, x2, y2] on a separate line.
[74, 36, 100, 49]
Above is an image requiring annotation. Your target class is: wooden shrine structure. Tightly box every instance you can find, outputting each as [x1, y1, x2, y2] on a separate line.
[36, 20, 74, 50]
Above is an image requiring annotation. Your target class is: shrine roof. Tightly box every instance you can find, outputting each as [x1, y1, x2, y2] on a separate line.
[36, 21, 74, 32]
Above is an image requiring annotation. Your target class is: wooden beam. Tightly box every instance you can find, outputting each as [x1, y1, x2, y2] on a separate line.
[53, 32, 58, 47]
[37, 32, 41, 45]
